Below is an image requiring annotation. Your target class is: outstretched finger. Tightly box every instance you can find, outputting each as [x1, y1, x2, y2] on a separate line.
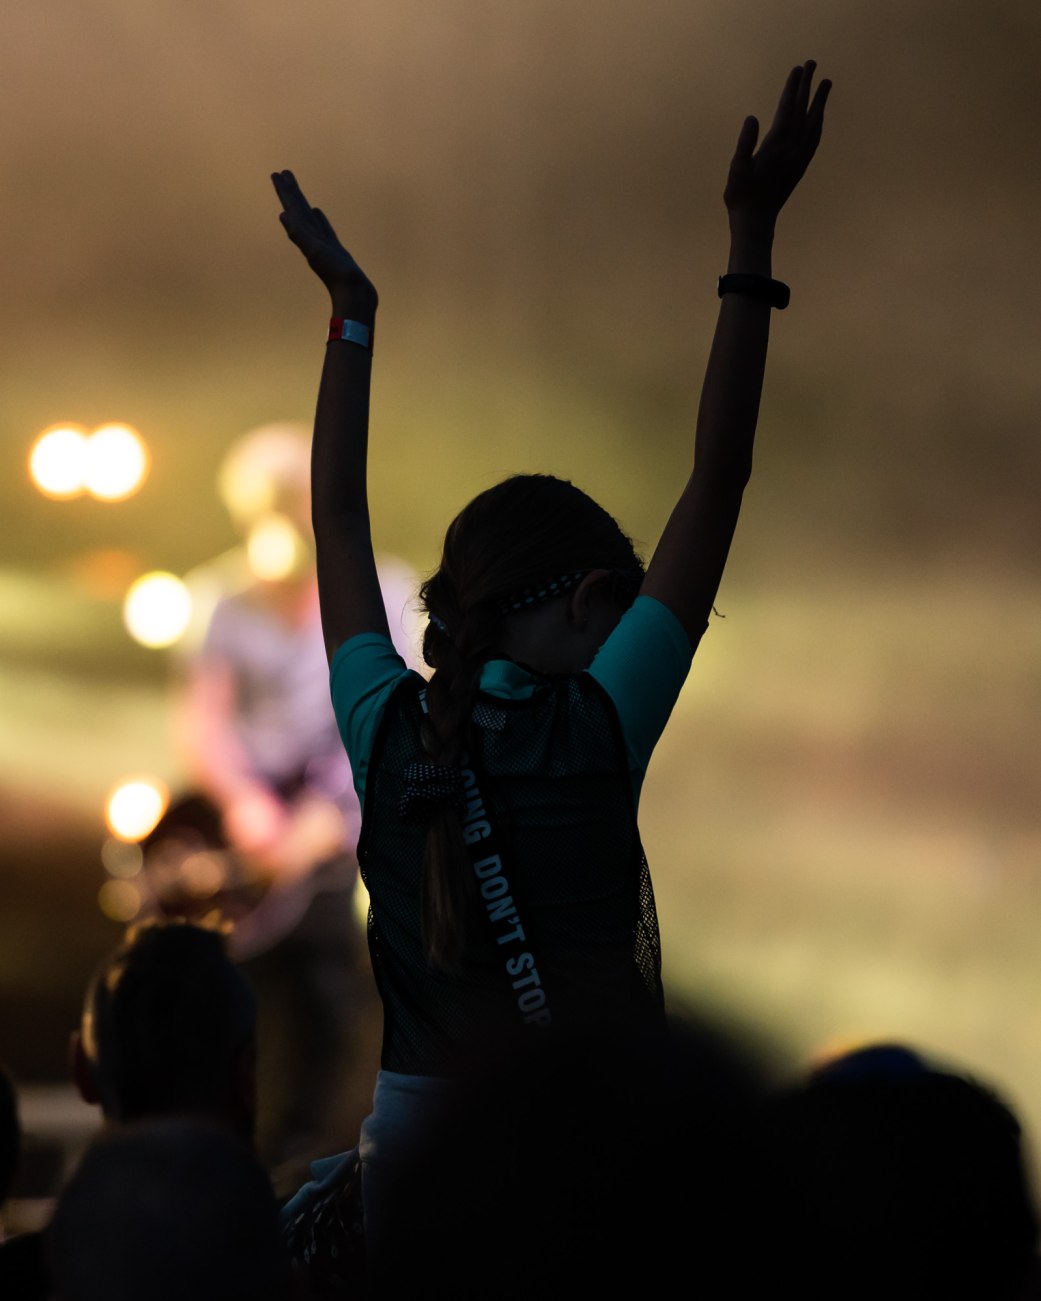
[805, 77, 832, 149]
[271, 169, 312, 217]
[808, 77, 831, 123]
[793, 59, 817, 120]
[769, 63, 805, 133]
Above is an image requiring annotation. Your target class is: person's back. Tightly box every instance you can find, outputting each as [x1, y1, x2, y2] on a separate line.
[359, 641, 665, 1076]
[46, 1117, 291, 1301]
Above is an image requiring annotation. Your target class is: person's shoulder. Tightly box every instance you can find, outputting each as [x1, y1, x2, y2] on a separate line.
[617, 594, 696, 648]
[329, 633, 422, 755]
[589, 595, 696, 679]
[331, 630, 413, 681]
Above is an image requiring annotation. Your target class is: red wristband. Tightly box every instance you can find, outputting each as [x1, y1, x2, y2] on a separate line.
[328, 318, 374, 349]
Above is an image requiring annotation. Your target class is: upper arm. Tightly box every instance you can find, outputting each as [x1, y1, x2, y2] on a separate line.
[586, 596, 696, 776]
[315, 522, 392, 665]
[329, 633, 413, 804]
[638, 479, 745, 648]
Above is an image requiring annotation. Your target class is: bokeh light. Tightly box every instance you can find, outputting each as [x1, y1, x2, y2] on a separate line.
[122, 571, 193, 648]
[98, 879, 143, 924]
[105, 777, 169, 842]
[100, 836, 144, 879]
[65, 547, 144, 601]
[246, 512, 307, 581]
[217, 422, 311, 530]
[28, 425, 89, 499]
[83, 423, 149, 501]
[179, 852, 226, 899]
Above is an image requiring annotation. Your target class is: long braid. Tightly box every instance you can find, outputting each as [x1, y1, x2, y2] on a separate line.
[417, 578, 499, 969]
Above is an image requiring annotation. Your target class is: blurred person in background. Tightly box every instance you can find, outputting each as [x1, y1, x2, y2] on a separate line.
[159, 422, 422, 1186]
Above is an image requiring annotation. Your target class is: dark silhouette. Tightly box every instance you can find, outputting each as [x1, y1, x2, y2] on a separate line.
[70, 917, 258, 1143]
[0, 1060, 49, 1298]
[751, 1042, 1041, 1300]
[0, 1060, 19, 1220]
[45, 1117, 292, 1301]
[377, 1009, 773, 1299]
[270, 59, 831, 1290]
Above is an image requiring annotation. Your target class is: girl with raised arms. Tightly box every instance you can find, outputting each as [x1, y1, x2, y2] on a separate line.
[272, 58, 830, 1283]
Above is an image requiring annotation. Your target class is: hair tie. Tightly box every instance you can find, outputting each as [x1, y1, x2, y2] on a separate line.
[497, 571, 588, 616]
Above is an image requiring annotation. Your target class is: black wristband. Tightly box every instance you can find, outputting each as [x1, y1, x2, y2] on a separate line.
[717, 273, 790, 310]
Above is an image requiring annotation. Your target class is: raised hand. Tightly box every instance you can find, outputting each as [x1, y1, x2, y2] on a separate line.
[724, 61, 831, 230]
[271, 169, 378, 318]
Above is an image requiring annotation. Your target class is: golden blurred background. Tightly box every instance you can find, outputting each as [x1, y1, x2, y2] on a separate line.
[2, 0, 1040, 1171]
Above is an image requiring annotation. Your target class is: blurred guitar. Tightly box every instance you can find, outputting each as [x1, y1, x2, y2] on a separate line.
[135, 785, 357, 961]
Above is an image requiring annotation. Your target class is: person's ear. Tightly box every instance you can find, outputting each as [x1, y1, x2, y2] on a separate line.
[568, 569, 613, 629]
[69, 1030, 100, 1107]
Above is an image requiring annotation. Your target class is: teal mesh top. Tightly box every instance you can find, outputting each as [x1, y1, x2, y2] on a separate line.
[329, 595, 698, 1075]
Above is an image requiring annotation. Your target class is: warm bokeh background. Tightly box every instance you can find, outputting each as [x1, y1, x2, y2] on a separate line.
[2, 0, 1040, 1171]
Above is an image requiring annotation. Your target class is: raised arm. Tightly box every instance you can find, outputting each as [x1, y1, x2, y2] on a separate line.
[271, 169, 391, 662]
[640, 61, 831, 645]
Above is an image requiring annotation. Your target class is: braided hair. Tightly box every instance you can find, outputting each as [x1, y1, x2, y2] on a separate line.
[416, 474, 644, 969]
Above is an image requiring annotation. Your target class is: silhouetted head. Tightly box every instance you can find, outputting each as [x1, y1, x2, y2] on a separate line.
[72, 919, 257, 1142]
[46, 1117, 289, 1301]
[753, 1042, 1041, 1300]
[420, 472, 644, 676]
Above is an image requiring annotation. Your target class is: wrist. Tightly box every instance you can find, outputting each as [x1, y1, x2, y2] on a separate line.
[328, 316, 374, 350]
[329, 288, 377, 323]
[725, 222, 774, 277]
[727, 209, 776, 240]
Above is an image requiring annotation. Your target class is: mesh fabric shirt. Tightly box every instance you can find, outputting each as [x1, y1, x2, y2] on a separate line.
[330, 595, 696, 1076]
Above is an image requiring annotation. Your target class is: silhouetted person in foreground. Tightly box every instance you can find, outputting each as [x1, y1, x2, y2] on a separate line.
[751, 1042, 1041, 1300]
[46, 1117, 293, 1301]
[270, 57, 830, 1293]
[370, 1009, 773, 1299]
